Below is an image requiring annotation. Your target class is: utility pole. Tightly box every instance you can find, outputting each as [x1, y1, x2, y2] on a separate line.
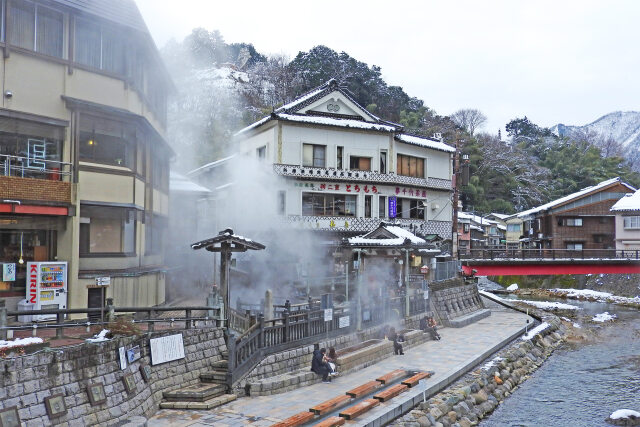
[452, 139, 461, 260]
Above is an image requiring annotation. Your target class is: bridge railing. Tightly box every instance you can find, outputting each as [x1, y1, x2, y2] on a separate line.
[460, 248, 640, 260]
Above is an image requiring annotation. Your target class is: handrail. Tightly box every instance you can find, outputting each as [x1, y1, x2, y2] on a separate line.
[460, 248, 640, 261]
[1, 153, 73, 177]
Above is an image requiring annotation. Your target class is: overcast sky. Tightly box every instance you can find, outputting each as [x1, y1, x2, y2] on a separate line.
[136, 0, 639, 135]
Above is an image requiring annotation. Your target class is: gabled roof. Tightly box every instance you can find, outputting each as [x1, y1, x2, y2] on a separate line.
[170, 172, 211, 194]
[395, 134, 455, 153]
[235, 79, 402, 136]
[191, 228, 266, 252]
[611, 189, 640, 211]
[346, 222, 431, 247]
[188, 155, 236, 178]
[515, 177, 636, 218]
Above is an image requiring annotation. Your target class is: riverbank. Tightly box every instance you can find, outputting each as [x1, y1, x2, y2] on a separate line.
[389, 317, 565, 427]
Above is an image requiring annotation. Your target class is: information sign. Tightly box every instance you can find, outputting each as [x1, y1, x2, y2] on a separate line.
[2, 263, 15, 281]
[150, 334, 185, 365]
[95, 277, 110, 286]
[118, 347, 127, 370]
[324, 308, 333, 322]
[389, 197, 397, 218]
[339, 316, 350, 328]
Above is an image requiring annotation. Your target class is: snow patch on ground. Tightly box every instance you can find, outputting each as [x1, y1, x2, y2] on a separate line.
[551, 288, 640, 305]
[506, 283, 519, 291]
[0, 337, 43, 349]
[522, 322, 550, 340]
[86, 330, 111, 343]
[517, 299, 580, 311]
[479, 290, 503, 300]
[592, 312, 617, 323]
[481, 356, 504, 370]
[610, 409, 640, 420]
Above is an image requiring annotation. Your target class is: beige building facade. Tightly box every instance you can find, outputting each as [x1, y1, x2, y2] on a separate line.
[611, 190, 640, 251]
[0, 0, 172, 311]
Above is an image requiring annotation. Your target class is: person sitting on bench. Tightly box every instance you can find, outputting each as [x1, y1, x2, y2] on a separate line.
[311, 347, 332, 382]
[324, 347, 338, 376]
[421, 316, 441, 340]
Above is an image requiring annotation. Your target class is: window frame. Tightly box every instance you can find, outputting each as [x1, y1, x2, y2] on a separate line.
[79, 205, 137, 257]
[301, 192, 356, 217]
[7, 0, 65, 59]
[397, 154, 425, 178]
[623, 216, 640, 229]
[565, 218, 583, 227]
[349, 156, 371, 171]
[302, 144, 326, 168]
[566, 243, 583, 251]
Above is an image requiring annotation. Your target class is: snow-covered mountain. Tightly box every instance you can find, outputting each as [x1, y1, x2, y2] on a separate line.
[551, 111, 640, 169]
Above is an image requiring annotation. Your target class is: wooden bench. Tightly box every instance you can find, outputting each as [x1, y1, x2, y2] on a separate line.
[345, 381, 381, 398]
[310, 395, 352, 415]
[271, 411, 315, 427]
[401, 371, 433, 388]
[339, 398, 380, 420]
[313, 416, 346, 427]
[373, 384, 408, 402]
[375, 369, 406, 385]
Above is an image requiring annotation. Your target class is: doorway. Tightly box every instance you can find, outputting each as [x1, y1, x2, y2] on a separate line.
[87, 287, 106, 321]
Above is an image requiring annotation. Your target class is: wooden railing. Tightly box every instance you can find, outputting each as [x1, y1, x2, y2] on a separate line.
[460, 248, 640, 260]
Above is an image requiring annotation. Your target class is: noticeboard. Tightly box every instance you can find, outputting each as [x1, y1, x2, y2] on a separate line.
[150, 334, 185, 365]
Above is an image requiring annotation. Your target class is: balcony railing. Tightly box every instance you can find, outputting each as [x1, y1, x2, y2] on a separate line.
[1, 154, 72, 181]
[274, 163, 452, 190]
[285, 215, 452, 239]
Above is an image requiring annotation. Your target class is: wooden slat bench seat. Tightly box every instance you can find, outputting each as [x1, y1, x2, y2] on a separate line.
[271, 411, 315, 427]
[401, 371, 433, 388]
[345, 381, 381, 398]
[373, 384, 408, 402]
[310, 395, 352, 415]
[375, 369, 406, 385]
[338, 398, 380, 420]
[313, 416, 346, 427]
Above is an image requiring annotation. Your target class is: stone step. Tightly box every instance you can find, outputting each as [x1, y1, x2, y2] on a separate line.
[212, 359, 228, 369]
[159, 393, 236, 410]
[200, 370, 227, 383]
[163, 383, 226, 402]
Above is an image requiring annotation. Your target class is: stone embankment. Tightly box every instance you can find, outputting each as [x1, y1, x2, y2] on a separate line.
[389, 318, 565, 427]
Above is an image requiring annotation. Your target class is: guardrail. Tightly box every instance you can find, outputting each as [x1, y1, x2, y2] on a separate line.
[1, 153, 73, 180]
[460, 248, 640, 260]
[0, 304, 223, 340]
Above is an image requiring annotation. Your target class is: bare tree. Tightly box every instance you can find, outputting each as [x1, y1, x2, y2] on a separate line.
[451, 108, 487, 136]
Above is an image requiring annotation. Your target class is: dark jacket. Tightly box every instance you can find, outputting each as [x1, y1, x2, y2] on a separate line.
[311, 350, 325, 373]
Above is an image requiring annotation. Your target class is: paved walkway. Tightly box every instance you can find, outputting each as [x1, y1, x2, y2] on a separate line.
[148, 305, 531, 427]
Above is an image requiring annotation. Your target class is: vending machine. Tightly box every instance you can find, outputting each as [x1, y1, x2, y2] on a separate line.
[26, 262, 68, 321]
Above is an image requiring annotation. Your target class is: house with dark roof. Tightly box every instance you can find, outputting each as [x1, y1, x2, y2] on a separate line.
[232, 79, 455, 242]
[508, 178, 636, 251]
[0, 0, 173, 311]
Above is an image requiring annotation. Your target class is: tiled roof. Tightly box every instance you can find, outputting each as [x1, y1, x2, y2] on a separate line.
[395, 134, 455, 153]
[611, 189, 640, 211]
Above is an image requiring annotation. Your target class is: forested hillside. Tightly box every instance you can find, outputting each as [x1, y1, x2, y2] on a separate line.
[161, 28, 640, 214]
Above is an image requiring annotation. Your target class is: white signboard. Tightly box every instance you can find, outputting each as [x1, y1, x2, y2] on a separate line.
[2, 263, 15, 281]
[324, 308, 333, 322]
[423, 289, 429, 300]
[95, 277, 110, 286]
[118, 347, 127, 370]
[339, 316, 350, 328]
[150, 334, 185, 365]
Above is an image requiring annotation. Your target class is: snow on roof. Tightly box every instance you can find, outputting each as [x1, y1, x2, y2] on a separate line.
[611, 189, 640, 211]
[488, 213, 510, 220]
[458, 212, 498, 225]
[278, 113, 396, 132]
[235, 115, 273, 136]
[170, 172, 211, 194]
[395, 134, 456, 153]
[277, 84, 328, 112]
[188, 155, 236, 176]
[348, 224, 426, 246]
[517, 177, 635, 218]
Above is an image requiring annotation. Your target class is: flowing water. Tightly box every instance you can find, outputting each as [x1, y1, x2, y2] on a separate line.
[480, 297, 640, 427]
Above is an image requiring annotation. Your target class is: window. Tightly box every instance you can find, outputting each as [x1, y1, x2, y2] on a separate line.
[349, 156, 371, 171]
[302, 144, 325, 167]
[365, 195, 372, 218]
[380, 151, 387, 174]
[277, 190, 286, 215]
[397, 154, 425, 178]
[566, 218, 583, 227]
[336, 146, 343, 169]
[75, 19, 125, 75]
[8, 1, 64, 58]
[152, 153, 169, 192]
[623, 216, 640, 229]
[257, 146, 266, 159]
[593, 235, 604, 243]
[302, 193, 356, 216]
[463, 223, 470, 233]
[378, 195, 386, 218]
[566, 243, 583, 250]
[409, 199, 424, 219]
[80, 206, 136, 255]
[506, 224, 521, 232]
[79, 115, 135, 168]
[145, 213, 166, 255]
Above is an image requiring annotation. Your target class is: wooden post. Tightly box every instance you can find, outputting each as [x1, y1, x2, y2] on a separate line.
[220, 242, 231, 323]
[186, 309, 192, 329]
[149, 309, 155, 332]
[56, 312, 64, 339]
[283, 310, 289, 343]
[258, 314, 264, 348]
[0, 300, 7, 340]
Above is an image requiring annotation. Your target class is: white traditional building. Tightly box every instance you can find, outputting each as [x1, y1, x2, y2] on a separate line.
[611, 189, 640, 251]
[232, 79, 455, 242]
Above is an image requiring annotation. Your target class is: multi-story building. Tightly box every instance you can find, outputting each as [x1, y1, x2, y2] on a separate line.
[232, 79, 455, 243]
[511, 178, 635, 251]
[610, 189, 640, 251]
[0, 0, 173, 311]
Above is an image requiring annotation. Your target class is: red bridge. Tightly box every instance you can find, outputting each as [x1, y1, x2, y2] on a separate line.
[460, 249, 640, 276]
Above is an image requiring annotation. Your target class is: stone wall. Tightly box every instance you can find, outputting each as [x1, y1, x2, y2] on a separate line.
[430, 279, 486, 326]
[390, 318, 565, 427]
[0, 326, 226, 426]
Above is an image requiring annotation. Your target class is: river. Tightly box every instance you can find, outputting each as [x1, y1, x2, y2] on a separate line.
[479, 295, 640, 427]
